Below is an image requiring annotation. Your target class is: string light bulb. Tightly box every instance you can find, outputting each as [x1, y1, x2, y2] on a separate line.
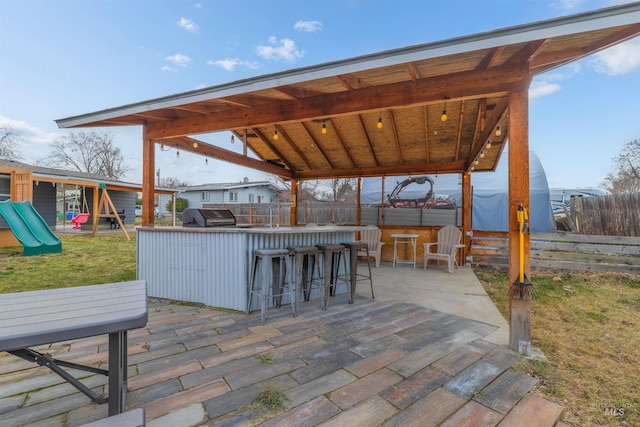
[486, 140, 492, 149]
[441, 102, 448, 122]
[470, 165, 475, 171]
[377, 113, 383, 129]
[205, 158, 208, 165]
[474, 158, 479, 165]
[176, 149, 180, 158]
[192, 141, 198, 148]
[495, 126, 502, 137]
[322, 122, 327, 134]
[230, 135, 235, 144]
[480, 150, 485, 158]
[273, 129, 279, 141]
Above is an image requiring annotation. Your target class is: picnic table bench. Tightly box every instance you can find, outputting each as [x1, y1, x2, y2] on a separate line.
[0, 280, 148, 417]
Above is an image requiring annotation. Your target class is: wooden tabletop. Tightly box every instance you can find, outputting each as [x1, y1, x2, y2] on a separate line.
[0, 281, 148, 352]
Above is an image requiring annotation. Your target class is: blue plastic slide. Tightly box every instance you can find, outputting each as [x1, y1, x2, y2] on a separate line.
[0, 200, 62, 256]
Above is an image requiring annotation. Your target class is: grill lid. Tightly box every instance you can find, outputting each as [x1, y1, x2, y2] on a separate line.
[182, 209, 236, 227]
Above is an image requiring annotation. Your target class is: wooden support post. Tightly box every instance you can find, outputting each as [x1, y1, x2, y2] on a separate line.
[290, 179, 298, 226]
[508, 77, 532, 354]
[381, 176, 385, 227]
[356, 177, 362, 225]
[142, 130, 155, 227]
[461, 172, 471, 265]
[92, 187, 99, 231]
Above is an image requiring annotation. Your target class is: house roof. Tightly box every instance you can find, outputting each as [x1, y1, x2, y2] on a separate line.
[55, 3, 640, 181]
[0, 159, 177, 194]
[180, 181, 282, 192]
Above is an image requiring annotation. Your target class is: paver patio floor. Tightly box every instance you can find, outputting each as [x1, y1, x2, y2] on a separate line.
[0, 265, 564, 426]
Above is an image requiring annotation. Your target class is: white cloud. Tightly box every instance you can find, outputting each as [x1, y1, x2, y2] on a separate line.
[161, 65, 177, 72]
[194, 3, 202, 8]
[294, 20, 323, 32]
[256, 36, 303, 62]
[177, 17, 199, 33]
[529, 80, 561, 100]
[0, 116, 63, 162]
[590, 38, 640, 75]
[210, 58, 240, 71]
[529, 61, 582, 100]
[165, 53, 192, 68]
[550, 0, 586, 13]
[208, 58, 260, 71]
[0, 116, 59, 145]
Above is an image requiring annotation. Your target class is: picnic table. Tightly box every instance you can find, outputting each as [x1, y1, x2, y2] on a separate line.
[0, 280, 148, 416]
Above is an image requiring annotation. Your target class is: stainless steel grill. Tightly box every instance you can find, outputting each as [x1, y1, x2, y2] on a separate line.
[182, 209, 236, 227]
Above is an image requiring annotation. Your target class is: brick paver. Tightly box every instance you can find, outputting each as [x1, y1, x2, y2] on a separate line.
[0, 294, 565, 427]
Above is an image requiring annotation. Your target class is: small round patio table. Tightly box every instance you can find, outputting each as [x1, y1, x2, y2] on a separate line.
[391, 233, 419, 268]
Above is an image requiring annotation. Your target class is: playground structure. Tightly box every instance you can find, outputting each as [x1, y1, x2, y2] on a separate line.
[68, 186, 91, 229]
[1, 160, 169, 251]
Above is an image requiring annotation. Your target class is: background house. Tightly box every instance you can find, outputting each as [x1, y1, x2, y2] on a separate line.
[157, 179, 282, 216]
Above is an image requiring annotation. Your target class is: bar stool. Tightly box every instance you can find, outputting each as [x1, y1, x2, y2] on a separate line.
[247, 248, 295, 323]
[315, 243, 350, 306]
[287, 245, 322, 309]
[341, 241, 374, 301]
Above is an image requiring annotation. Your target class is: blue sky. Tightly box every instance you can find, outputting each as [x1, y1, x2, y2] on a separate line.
[1, 0, 639, 189]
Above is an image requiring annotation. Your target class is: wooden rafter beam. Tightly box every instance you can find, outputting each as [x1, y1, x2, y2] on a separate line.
[250, 128, 294, 171]
[355, 115, 381, 166]
[388, 110, 403, 165]
[162, 136, 293, 178]
[300, 122, 333, 168]
[530, 24, 640, 73]
[296, 160, 466, 180]
[274, 125, 313, 170]
[423, 106, 430, 163]
[454, 101, 465, 162]
[144, 65, 525, 139]
[326, 120, 356, 168]
[467, 97, 509, 170]
[476, 46, 504, 70]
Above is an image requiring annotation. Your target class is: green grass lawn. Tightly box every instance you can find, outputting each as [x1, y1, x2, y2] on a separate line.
[475, 265, 640, 426]
[1, 235, 638, 425]
[0, 233, 137, 293]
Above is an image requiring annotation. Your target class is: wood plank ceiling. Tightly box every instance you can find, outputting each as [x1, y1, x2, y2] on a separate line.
[56, 5, 640, 182]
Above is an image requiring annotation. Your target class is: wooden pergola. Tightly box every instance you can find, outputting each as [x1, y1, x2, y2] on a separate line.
[56, 4, 640, 352]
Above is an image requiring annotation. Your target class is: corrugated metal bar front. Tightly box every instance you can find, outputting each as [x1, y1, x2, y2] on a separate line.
[137, 230, 247, 311]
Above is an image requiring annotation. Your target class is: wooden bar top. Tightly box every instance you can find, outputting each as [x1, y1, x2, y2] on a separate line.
[137, 225, 370, 234]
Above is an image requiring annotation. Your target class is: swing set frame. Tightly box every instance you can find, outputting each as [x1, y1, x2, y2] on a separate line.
[66, 185, 130, 240]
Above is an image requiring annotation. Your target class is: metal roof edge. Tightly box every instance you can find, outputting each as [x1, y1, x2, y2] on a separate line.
[55, 2, 640, 129]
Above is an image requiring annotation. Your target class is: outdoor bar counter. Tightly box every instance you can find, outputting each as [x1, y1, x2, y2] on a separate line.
[136, 225, 368, 311]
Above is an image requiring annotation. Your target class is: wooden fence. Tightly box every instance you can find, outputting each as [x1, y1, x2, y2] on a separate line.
[469, 230, 640, 273]
[574, 192, 640, 236]
[202, 202, 460, 227]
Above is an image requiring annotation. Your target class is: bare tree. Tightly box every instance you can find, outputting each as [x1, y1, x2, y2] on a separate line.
[0, 124, 21, 160]
[40, 131, 130, 179]
[602, 139, 640, 194]
[158, 176, 191, 188]
[267, 175, 322, 201]
[329, 178, 356, 202]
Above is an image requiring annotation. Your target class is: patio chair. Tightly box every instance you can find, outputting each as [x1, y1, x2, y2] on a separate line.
[357, 226, 385, 267]
[423, 225, 463, 273]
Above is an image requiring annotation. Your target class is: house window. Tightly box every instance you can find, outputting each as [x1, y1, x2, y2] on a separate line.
[248, 193, 255, 203]
[0, 175, 10, 201]
[229, 191, 238, 202]
[201, 191, 210, 202]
